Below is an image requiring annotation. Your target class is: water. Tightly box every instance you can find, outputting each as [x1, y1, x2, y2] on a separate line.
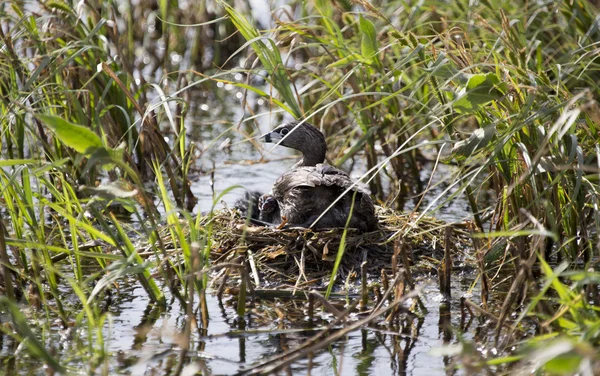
[0, 9, 494, 373]
[96, 85, 488, 375]
[0, 82, 489, 376]
[101, 276, 483, 375]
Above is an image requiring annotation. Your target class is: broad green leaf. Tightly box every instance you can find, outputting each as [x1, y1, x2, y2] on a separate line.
[544, 354, 581, 374]
[454, 73, 507, 113]
[37, 114, 103, 155]
[359, 15, 380, 66]
[556, 317, 578, 330]
[525, 339, 579, 375]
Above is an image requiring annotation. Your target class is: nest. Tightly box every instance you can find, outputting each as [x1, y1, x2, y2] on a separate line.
[204, 207, 473, 288]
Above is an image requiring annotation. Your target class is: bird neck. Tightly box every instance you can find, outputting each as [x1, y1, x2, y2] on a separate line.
[296, 144, 326, 167]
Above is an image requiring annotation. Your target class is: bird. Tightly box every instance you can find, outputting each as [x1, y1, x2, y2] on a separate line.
[234, 191, 262, 221]
[257, 193, 281, 225]
[262, 121, 378, 232]
[234, 191, 281, 226]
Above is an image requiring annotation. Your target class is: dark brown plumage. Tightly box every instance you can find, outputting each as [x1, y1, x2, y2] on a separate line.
[263, 121, 378, 231]
[234, 191, 261, 220]
[234, 191, 281, 226]
[258, 193, 281, 225]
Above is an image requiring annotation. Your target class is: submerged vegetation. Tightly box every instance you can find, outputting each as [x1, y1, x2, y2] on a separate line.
[1, 0, 599, 374]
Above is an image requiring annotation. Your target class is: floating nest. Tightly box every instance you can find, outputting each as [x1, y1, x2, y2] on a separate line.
[204, 207, 473, 288]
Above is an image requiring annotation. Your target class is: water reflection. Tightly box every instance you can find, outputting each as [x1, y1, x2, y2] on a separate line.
[0, 95, 491, 376]
[92, 85, 494, 374]
[97, 274, 485, 375]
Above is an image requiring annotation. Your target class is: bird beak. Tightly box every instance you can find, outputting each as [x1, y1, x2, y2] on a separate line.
[261, 131, 282, 143]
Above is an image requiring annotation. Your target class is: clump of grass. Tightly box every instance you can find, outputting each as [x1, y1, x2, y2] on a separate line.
[1, 0, 600, 373]
[203, 206, 470, 286]
[0, 0, 225, 371]
[222, 0, 600, 372]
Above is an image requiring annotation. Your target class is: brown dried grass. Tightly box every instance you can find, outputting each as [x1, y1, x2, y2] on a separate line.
[204, 207, 472, 288]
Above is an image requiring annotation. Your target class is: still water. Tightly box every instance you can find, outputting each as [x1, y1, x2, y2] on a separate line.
[106, 276, 480, 375]
[94, 86, 487, 375]
[0, 82, 486, 376]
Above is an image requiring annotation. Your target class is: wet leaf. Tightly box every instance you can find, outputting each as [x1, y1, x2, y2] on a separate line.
[79, 182, 138, 200]
[359, 15, 380, 66]
[37, 114, 102, 155]
[429, 344, 463, 356]
[89, 260, 149, 303]
[454, 73, 508, 113]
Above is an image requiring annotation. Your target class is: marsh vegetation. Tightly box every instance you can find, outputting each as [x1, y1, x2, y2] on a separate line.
[1, 0, 599, 374]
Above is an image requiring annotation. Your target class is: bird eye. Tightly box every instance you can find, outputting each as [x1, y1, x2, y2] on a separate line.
[280, 128, 289, 136]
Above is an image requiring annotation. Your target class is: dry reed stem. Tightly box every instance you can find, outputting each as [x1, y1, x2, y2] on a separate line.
[193, 207, 471, 291]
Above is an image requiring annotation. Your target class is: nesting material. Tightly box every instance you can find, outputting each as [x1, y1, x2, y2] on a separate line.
[204, 207, 472, 287]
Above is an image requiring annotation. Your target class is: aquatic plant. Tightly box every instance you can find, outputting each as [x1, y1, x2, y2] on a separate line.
[220, 0, 600, 372]
[0, 0, 599, 374]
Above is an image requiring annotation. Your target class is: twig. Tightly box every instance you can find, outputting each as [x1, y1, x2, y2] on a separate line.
[310, 292, 344, 319]
[247, 250, 260, 287]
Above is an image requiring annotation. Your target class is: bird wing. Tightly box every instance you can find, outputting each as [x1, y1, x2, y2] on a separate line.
[272, 166, 316, 198]
[273, 164, 365, 195]
[312, 164, 370, 193]
[272, 165, 378, 231]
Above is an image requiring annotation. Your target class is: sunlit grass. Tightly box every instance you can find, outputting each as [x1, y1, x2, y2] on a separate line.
[0, 0, 599, 373]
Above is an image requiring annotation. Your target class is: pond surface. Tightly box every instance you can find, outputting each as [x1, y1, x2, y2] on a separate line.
[89, 86, 489, 375]
[103, 275, 483, 375]
[0, 80, 490, 376]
